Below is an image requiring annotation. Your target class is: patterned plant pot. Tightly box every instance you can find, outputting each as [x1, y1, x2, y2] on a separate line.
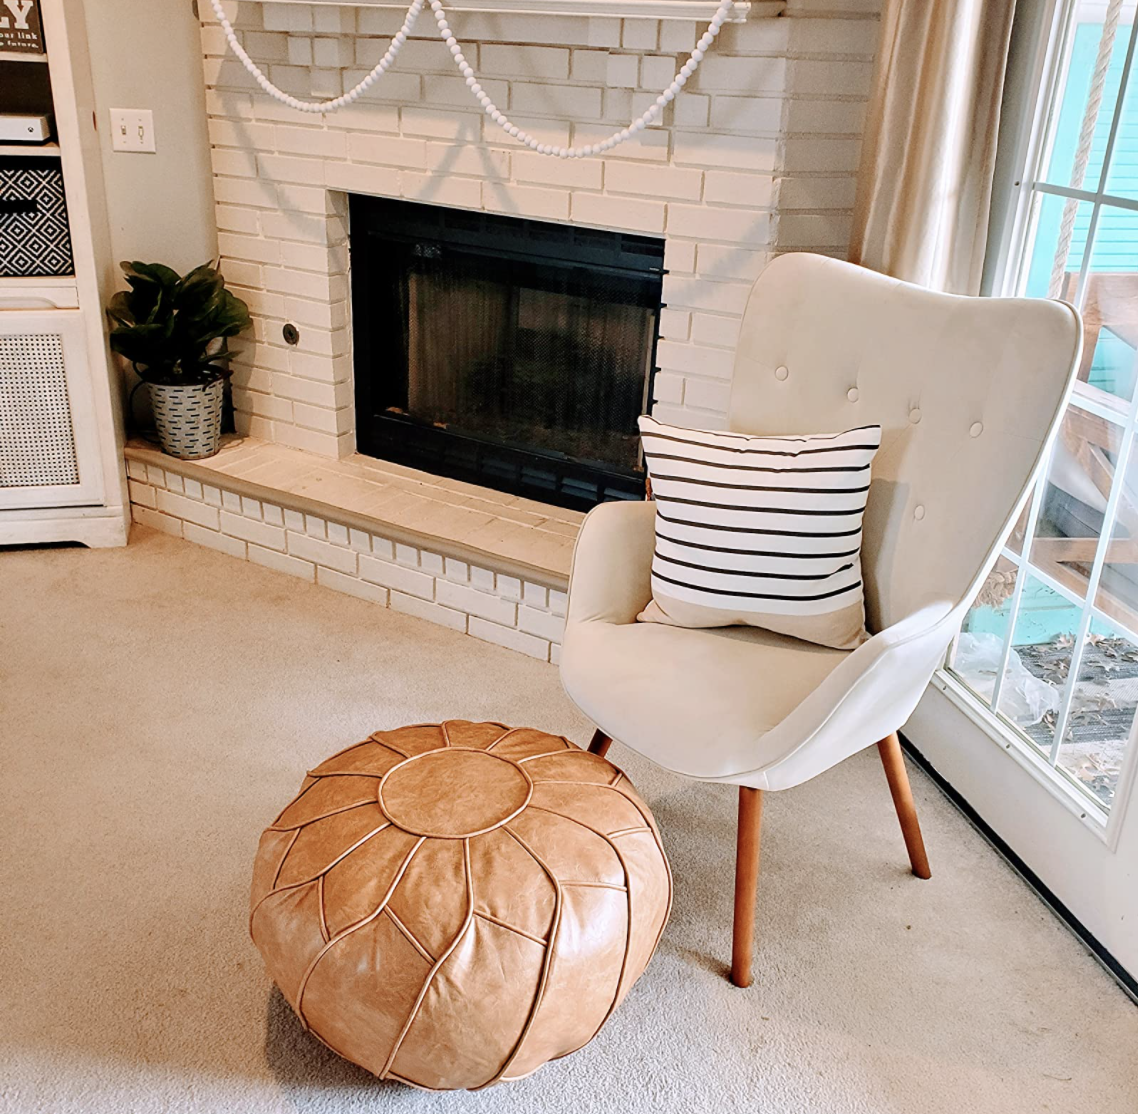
[149, 379, 223, 460]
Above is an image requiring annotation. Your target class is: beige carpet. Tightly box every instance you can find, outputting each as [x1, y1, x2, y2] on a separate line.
[2, 526, 1135, 1114]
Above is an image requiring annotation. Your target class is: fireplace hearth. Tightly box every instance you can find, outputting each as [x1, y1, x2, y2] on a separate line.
[350, 197, 664, 511]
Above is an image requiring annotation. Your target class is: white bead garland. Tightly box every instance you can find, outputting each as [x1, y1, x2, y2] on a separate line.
[209, 0, 426, 113]
[209, 0, 736, 156]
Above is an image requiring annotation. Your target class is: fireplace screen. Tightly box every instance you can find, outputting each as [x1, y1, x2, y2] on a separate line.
[350, 197, 664, 510]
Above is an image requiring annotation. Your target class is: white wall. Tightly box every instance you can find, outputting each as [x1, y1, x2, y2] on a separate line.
[83, 0, 218, 272]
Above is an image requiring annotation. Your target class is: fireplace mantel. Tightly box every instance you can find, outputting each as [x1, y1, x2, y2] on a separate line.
[244, 0, 783, 22]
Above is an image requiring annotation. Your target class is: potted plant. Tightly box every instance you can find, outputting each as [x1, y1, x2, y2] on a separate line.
[108, 260, 251, 460]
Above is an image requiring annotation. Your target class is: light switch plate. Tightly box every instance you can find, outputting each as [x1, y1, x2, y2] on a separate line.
[109, 108, 156, 153]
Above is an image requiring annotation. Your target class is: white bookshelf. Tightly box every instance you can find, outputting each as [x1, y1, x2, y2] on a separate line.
[0, 0, 128, 546]
[0, 141, 60, 157]
[0, 49, 49, 63]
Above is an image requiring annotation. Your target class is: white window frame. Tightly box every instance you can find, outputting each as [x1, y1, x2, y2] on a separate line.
[936, 0, 1138, 849]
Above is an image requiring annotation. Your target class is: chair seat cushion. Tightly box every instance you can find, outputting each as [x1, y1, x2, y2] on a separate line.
[637, 416, 881, 650]
[561, 619, 849, 781]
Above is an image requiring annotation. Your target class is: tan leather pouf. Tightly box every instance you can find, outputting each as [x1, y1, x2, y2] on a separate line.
[250, 720, 672, 1090]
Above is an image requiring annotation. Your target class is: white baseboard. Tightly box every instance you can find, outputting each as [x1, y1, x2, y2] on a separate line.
[0, 508, 129, 548]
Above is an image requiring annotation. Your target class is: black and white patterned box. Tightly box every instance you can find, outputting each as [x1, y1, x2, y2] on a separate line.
[0, 155, 74, 278]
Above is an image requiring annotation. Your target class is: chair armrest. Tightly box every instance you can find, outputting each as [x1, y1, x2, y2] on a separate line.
[565, 500, 656, 627]
[754, 600, 963, 789]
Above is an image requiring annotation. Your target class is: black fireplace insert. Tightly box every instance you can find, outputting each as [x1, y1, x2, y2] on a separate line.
[350, 196, 664, 511]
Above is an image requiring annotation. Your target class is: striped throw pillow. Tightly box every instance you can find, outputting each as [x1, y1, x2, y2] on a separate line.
[636, 416, 882, 650]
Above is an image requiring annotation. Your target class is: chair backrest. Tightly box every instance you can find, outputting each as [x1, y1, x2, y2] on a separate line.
[729, 253, 1081, 633]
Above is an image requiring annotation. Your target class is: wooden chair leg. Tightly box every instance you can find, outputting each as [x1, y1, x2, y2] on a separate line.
[731, 786, 763, 988]
[877, 733, 932, 880]
[588, 729, 613, 758]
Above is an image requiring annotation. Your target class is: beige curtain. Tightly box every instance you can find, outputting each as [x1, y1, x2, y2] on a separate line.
[848, 0, 1017, 295]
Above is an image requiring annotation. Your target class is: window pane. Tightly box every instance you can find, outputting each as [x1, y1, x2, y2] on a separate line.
[1029, 405, 1124, 596]
[1041, 7, 1132, 194]
[949, 556, 1019, 709]
[1056, 615, 1138, 809]
[995, 575, 1078, 748]
[1076, 205, 1138, 402]
[960, 3, 1138, 819]
[1007, 496, 1032, 556]
[1104, 15, 1138, 199]
[1092, 427, 1138, 631]
[1020, 193, 1093, 300]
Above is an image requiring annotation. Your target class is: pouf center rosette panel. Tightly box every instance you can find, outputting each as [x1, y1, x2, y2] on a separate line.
[250, 721, 672, 1090]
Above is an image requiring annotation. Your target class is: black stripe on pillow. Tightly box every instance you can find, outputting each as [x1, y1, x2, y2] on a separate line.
[655, 507, 866, 537]
[650, 472, 871, 495]
[651, 570, 864, 603]
[655, 550, 856, 581]
[655, 529, 861, 559]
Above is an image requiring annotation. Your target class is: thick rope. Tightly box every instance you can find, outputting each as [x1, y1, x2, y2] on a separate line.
[209, 0, 734, 157]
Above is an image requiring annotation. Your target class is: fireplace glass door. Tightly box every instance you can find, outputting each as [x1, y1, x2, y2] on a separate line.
[351, 197, 664, 510]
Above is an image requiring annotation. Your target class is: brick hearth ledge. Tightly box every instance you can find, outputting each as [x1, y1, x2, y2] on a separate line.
[124, 436, 578, 662]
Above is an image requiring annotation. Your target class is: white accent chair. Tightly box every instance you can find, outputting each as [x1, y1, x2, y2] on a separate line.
[559, 253, 1081, 988]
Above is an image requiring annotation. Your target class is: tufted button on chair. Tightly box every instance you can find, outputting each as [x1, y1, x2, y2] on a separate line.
[559, 253, 1081, 988]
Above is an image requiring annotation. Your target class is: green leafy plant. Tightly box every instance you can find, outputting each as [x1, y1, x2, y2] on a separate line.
[107, 261, 251, 386]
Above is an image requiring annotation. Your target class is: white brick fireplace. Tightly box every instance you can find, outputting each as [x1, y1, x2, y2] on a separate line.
[198, 0, 880, 454]
[125, 0, 881, 659]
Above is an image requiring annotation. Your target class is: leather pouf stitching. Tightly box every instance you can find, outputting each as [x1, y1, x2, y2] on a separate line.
[250, 721, 673, 1090]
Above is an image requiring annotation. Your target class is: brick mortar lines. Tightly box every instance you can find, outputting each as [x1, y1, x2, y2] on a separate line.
[126, 458, 568, 664]
[199, 4, 880, 448]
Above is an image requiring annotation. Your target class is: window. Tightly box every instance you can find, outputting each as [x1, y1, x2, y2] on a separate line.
[947, 0, 1138, 820]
